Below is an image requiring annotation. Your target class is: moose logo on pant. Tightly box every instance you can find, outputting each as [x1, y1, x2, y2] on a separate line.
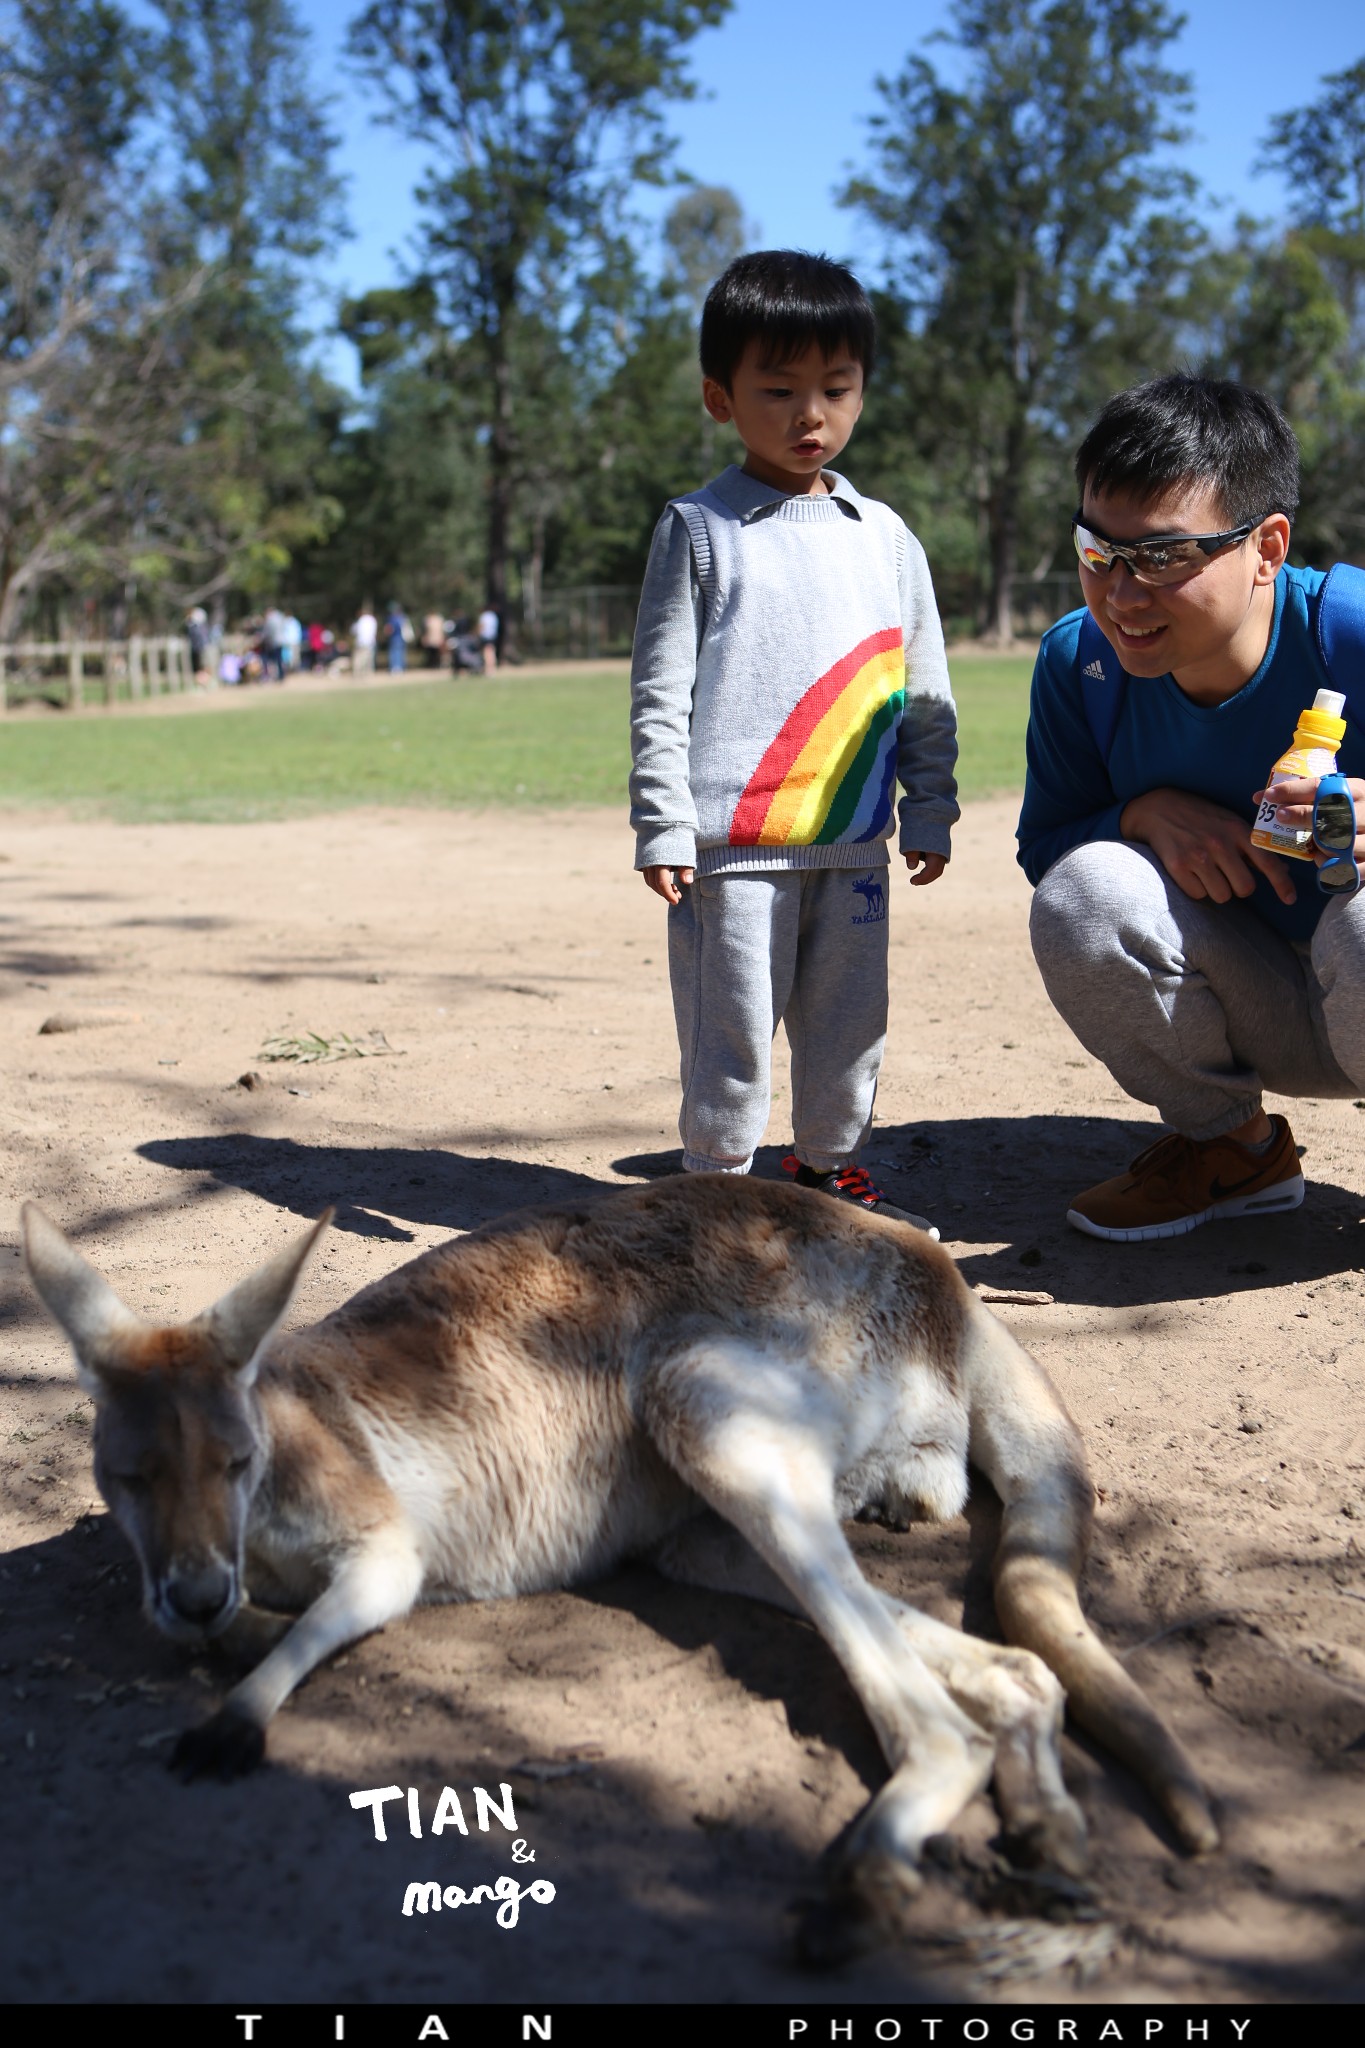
[851, 873, 886, 924]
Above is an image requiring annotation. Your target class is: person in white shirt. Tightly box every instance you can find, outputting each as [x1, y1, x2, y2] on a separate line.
[351, 606, 378, 677]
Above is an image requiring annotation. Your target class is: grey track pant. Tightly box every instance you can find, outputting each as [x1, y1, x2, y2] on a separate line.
[667, 867, 890, 1174]
[1031, 839, 1365, 1140]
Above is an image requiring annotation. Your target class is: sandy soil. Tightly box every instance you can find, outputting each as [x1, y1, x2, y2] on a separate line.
[1, 795, 1363, 2008]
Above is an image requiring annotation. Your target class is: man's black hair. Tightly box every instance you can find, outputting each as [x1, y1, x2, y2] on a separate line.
[1075, 373, 1300, 525]
[699, 250, 875, 390]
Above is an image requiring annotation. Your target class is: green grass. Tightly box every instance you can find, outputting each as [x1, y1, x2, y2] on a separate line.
[948, 654, 1036, 798]
[0, 656, 1035, 823]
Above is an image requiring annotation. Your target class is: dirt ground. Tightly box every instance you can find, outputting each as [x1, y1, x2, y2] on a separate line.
[1, 794, 1363, 2009]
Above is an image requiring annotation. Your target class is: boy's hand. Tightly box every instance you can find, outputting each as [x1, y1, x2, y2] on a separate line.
[904, 851, 947, 886]
[643, 864, 694, 905]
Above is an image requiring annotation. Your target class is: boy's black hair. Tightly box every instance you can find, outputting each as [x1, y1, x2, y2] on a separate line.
[1075, 373, 1300, 525]
[699, 250, 875, 390]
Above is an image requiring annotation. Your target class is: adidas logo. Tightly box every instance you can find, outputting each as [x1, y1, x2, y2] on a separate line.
[1082, 659, 1106, 679]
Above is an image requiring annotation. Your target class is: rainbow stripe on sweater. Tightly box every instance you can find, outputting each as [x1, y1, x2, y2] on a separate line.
[728, 627, 906, 847]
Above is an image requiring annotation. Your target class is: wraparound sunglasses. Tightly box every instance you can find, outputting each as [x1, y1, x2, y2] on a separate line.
[1312, 773, 1360, 896]
[1072, 510, 1266, 586]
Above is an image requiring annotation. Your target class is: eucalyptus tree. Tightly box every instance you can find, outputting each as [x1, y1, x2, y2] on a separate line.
[845, 0, 1201, 641]
[346, 0, 730, 623]
[0, 1, 162, 636]
[139, 0, 351, 614]
[286, 282, 488, 623]
[1241, 57, 1365, 562]
[1260, 58, 1365, 344]
[0, 0, 350, 637]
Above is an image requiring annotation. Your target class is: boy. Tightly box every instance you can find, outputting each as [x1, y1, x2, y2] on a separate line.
[629, 249, 959, 1232]
[1018, 373, 1365, 1241]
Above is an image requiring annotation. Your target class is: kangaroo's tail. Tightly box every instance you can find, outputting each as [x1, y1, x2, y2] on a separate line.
[961, 1295, 1219, 1856]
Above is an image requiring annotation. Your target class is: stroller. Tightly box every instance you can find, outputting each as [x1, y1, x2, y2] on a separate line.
[447, 618, 484, 673]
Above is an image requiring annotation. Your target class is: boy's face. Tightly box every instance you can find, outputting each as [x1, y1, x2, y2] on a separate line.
[1078, 478, 1289, 701]
[703, 339, 865, 495]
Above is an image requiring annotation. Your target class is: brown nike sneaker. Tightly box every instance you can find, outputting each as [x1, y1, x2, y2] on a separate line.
[1067, 1116, 1304, 1242]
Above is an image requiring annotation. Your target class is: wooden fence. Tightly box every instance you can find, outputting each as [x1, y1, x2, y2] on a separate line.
[0, 636, 195, 713]
[521, 585, 638, 660]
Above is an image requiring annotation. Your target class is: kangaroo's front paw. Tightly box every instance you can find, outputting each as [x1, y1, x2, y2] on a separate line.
[169, 1707, 267, 1781]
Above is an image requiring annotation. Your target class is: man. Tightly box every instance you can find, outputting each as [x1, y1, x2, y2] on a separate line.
[1017, 373, 1365, 1241]
[384, 600, 410, 674]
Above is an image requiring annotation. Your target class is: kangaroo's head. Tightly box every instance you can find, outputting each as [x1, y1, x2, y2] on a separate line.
[21, 1204, 330, 1642]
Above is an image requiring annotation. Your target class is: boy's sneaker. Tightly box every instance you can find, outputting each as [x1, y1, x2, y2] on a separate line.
[783, 1155, 940, 1240]
[1066, 1116, 1304, 1243]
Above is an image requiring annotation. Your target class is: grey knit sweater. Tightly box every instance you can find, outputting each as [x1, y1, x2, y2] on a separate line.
[629, 464, 959, 875]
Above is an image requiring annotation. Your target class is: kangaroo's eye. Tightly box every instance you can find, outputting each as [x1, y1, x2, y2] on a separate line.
[225, 1456, 253, 1481]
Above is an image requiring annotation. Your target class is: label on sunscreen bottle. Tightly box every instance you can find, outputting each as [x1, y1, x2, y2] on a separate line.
[1250, 690, 1347, 859]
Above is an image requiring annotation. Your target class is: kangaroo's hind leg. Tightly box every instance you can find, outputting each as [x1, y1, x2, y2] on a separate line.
[642, 1345, 997, 1902]
[655, 1511, 1086, 1876]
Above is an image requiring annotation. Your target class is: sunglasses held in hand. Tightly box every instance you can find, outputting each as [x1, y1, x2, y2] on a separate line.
[1312, 773, 1360, 896]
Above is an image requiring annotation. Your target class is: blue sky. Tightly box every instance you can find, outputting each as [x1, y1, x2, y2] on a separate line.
[295, 0, 1363, 383]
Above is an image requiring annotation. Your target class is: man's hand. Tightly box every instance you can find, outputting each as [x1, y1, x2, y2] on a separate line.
[1120, 787, 1297, 906]
[903, 851, 947, 887]
[1253, 774, 1365, 875]
[642, 864, 694, 905]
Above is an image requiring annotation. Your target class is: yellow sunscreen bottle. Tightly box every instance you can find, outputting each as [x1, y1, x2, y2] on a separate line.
[1250, 689, 1348, 860]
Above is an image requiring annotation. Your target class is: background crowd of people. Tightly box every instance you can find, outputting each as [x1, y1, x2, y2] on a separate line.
[184, 603, 502, 686]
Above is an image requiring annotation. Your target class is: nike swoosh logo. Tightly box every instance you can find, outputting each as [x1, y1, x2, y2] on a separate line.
[1209, 1167, 1279, 1201]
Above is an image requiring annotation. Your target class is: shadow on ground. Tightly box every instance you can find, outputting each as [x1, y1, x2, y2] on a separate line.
[4, 1496, 1363, 2001]
[136, 1137, 614, 1241]
[0, 1514, 945, 2004]
[616, 1119, 1365, 1307]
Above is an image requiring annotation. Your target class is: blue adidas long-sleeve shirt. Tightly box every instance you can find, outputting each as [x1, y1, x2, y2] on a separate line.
[1015, 565, 1365, 943]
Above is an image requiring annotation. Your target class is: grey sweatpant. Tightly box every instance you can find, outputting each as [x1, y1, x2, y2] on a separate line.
[1031, 839, 1365, 1139]
[667, 867, 890, 1174]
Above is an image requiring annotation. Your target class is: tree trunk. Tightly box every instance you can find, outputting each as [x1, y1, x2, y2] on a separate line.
[0, 541, 17, 645]
[0, 549, 38, 643]
[524, 501, 545, 659]
[486, 317, 514, 654]
[988, 271, 1033, 645]
[988, 462, 1019, 646]
[974, 457, 992, 636]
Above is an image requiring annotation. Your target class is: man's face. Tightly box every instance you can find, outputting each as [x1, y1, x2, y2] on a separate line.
[702, 339, 865, 494]
[1078, 478, 1288, 697]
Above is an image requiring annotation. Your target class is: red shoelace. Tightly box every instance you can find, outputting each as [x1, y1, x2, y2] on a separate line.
[784, 1155, 885, 1207]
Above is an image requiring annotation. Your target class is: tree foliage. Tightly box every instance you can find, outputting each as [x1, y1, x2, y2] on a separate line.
[4, 1, 1365, 648]
[845, 0, 1201, 638]
[0, 1, 168, 635]
[136, 0, 349, 613]
[345, 0, 730, 625]
[0, 0, 349, 639]
[152, 0, 348, 277]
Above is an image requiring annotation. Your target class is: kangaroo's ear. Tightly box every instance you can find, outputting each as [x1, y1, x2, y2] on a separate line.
[21, 1202, 142, 1393]
[202, 1209, 333, 1379]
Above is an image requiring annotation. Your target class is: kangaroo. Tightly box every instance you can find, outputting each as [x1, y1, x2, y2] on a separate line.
[21, 1177, 1217, 1955]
